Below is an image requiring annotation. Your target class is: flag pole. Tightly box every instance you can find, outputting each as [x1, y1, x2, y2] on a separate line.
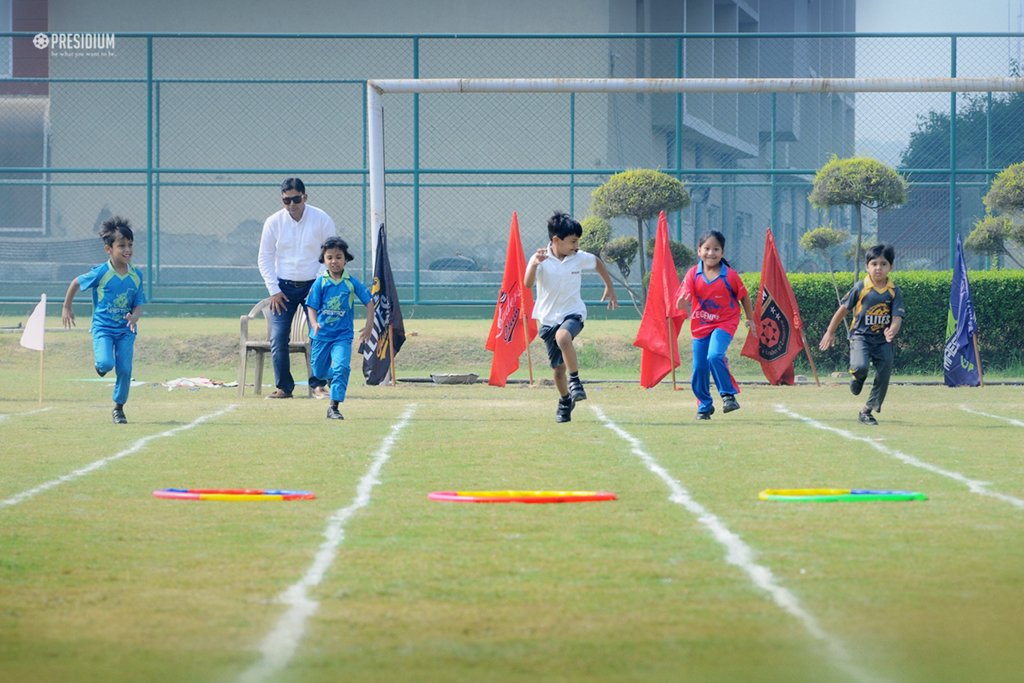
[385, 325, 397, 387]
[666, 316, 678, 390]
[799, 330, 821, 387]
[38, 350, 44, 406]
[972, 333, 984, 387]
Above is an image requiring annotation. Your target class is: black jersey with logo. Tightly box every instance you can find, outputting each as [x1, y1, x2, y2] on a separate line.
[841, 276, 906, 342]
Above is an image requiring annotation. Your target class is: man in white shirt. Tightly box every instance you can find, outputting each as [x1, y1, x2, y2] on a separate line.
[257, 177, 336, 399]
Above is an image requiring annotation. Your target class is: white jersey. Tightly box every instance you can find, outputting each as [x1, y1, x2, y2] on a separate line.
[531, 245, 598, 327]
[257, 204, 336, 296]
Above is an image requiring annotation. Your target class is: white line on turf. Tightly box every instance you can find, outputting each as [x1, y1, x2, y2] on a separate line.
[960, 404, 1024, 427]
[591, 405, 878, 683]
[777, 405, 1024, 511]
[0, 405, 237, 510]
[0, 406, 53, 424]
[239, 404, 417, 683]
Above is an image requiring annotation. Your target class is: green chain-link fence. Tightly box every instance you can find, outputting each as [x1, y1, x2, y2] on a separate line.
[2, 32, 1023, 306]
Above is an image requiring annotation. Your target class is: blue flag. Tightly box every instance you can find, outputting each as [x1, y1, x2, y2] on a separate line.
[943, 234, 980, 387]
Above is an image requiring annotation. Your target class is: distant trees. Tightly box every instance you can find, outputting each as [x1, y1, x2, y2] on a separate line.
[809, 156, 908, 283]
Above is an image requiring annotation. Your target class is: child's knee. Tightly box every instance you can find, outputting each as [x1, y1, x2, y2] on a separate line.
[96, 359, 115, 373]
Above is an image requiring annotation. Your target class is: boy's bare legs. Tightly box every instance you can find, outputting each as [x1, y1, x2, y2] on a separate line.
[555, 328, 579, 374]
[553, 363, 568, 396]
[556, 328, 587, 401]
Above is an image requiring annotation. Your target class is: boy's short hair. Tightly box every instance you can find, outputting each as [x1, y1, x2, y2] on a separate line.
[281, 177, 306, 194]
[319, 236, 355, 263]
[99, 216, 133, 246]
[865, 243, 896, 265]
[547, 212, 583, 240]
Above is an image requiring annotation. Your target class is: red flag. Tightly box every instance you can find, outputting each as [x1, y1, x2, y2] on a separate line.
[634, 212, 686, 388]
[741, 228, 805, 385]
[486, 212, 537, 386]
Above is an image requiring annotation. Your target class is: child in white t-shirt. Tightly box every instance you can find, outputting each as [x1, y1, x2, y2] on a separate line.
[524, 212, 618, 423]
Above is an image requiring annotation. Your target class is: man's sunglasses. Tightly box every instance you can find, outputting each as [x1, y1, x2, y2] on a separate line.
[281, 194, 305, 205]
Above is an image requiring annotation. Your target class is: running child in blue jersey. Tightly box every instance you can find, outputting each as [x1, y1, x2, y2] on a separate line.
[819, 243, 905, 426]
[675, 230, 755, 420]
[61, 217, 147, 424]
[304, 237, 374, 420]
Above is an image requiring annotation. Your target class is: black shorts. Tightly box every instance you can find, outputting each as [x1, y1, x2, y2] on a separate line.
[539, 315, 584, 368]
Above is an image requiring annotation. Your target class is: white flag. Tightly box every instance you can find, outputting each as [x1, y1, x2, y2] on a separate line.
[19, 294, 46, 351]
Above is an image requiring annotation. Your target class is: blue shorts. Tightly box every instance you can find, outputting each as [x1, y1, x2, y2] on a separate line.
[539, 315, 584, 368]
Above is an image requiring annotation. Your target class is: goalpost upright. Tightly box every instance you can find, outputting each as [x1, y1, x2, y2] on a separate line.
[366, 76, 1024, 259]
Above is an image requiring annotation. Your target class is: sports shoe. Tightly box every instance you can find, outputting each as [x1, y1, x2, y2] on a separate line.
[312, 386, 330, 400]
[112, 407, 128, 424]
[722, 394, 740, 413]
[555, 396, 575, 423]
[696, 405, 715, 420]
[265, 389, 293, 399]
[568, 377, 588, 402]
[850, 375, 865, 396]
[326, 405, 344, 420]
[858, 408, 878, 426]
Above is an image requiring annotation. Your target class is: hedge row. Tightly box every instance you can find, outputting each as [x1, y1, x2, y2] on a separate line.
[739, 269, 1024, 374]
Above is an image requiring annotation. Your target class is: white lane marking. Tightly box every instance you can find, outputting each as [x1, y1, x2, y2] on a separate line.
[777, 405, 1024, 510]
[0, 406, 53, 424]
[240, 404, 417, 683]
[960, 404, 1024, 428]
[592, 405, 878, 683]
[1, 405, 238, 509]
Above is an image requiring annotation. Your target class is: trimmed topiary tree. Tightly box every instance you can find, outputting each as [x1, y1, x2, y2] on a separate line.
[591, 169, 690, 304]
[809, 156, 908, 284]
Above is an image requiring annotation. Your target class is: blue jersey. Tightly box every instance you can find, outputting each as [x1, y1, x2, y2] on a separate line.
[77, 261, 147, 335]
[305, 271, 372, 342]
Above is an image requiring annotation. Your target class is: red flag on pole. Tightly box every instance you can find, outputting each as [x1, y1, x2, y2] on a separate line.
[486, 212, 537, 386]
[741, 227, 805, 385]
[634, 212, 686, 388]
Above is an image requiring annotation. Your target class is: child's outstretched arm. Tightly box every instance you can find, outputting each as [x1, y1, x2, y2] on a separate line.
[675, 286, 690, 315]
[523, 248, 547, 289]
[593, 257, 618, 310]
[884, 315, 903, 343]
[359, 301, 375, 346]
[740, 293, 756, 332]
[819, 305, 848, 350]
[306, 306, 320, 336]
[126, 305, 143, 334]
[61, 279, 80, 328]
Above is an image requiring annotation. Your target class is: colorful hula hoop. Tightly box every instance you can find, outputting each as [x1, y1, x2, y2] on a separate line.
[428, 490, 617, 504]
[153, 488, 316, 502]
[759, 488, 926, 502]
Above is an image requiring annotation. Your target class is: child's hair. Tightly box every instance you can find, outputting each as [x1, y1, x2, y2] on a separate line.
[281, 177, 305, 194]
[547, 211, 583, 240]
[319, 236, 355, 263]
[697, 230, 731, 269]
[865, 243, 896, 266]
[99, 216, 134, 246]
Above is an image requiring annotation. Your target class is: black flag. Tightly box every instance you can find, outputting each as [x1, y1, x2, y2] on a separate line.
[361, 224, 406, 385]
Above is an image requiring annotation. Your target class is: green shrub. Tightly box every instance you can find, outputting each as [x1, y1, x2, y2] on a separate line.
[740, 269, 1024, 374]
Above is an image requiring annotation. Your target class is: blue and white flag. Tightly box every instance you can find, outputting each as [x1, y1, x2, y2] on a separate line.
[943, 234, 980, 387]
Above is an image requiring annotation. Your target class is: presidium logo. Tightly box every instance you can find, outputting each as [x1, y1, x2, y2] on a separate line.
[33, 32, 116, 56]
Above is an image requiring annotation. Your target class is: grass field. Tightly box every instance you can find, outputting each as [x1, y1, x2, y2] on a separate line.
[2, 316, 1023, 683]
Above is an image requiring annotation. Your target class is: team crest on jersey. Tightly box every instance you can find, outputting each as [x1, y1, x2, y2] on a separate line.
[756, 287, 790, 361]
[864, 303, 891, 333]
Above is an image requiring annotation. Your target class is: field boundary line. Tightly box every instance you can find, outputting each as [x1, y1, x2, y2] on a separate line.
[0, 406, 53, 424]
[1, 405, 238, 510]
[591, 405, 877, 683]
[960, 405, 1024, 427]
[777, 405, 1024, 511]
[239, 403, 418, 683]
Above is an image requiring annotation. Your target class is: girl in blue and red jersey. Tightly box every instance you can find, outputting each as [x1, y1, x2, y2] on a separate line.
[675, 230, 755, 420]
